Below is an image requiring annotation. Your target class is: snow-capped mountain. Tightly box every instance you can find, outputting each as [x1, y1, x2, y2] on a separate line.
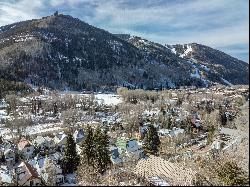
[0, 14, 248, 91]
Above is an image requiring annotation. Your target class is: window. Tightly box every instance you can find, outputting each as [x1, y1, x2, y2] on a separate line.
[30, 180, 34, 186]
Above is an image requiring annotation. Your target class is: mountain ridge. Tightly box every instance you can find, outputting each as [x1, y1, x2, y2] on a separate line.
[0, 14, 248, 91]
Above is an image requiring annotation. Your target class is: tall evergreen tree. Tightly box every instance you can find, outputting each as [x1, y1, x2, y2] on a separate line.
[81, 125, 95, 167]
[94, 126, 111, 174]
[143, 124, 161, 155]
[219, 107, 227, 126]
[61, 134, 80, 174]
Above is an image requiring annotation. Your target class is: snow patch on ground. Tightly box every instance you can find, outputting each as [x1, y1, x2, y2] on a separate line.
[180, 45, 192, 58]
[171, 47, 177, 54]
[188, 59, 210, 87]
[221, 78, 233, 86]
[95, 94, 122, 106]
[25, 123, 63, 135]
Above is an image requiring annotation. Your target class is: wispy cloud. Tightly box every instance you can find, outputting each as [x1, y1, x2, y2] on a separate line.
[0, 0, 248, 62]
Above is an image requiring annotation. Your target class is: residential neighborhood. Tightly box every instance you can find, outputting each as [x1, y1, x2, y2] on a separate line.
[0, 84, 249, 186]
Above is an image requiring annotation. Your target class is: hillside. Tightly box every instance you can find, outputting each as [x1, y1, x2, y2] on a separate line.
[0, 14, 248, 91]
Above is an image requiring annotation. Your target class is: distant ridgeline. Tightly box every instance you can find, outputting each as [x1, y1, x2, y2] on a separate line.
[0, 13, 248, 91]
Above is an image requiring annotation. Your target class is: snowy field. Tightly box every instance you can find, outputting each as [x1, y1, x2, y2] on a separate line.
[59, 92, 122, 106]
[95, 94, 122, 105]
[0, 93, 122, 140]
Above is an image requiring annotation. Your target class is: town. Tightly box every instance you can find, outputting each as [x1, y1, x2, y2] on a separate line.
[0, 84, 249, 186]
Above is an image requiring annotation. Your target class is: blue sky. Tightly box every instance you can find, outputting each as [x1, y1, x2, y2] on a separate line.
[0, 0, 249, 62]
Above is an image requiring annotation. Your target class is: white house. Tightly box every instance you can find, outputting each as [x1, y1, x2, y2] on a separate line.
[16, 162, 42, 186]
[18, 138, 35, 160]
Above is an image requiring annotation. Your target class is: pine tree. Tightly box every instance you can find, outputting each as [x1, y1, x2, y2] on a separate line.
[53, 102, 58, 116]
[143, 124, 160, 155]
[216, 161, 248, 186]
[94, 126, 111, 174]
[81, 125, 95, 167]
[219, 108, 227, 126]
[165, 115, 172, 129]
[61, 134, 80, 174]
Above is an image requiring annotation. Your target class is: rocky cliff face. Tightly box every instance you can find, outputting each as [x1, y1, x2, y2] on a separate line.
[0, 14, 248, 91]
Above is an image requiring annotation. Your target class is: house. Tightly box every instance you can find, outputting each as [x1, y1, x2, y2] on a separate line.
[44, 136, 56, 152]
[158, 129, 171, 137]
[29, 155, 63, 185]
[16, 162, 42, 186]
[33, 136, 47, 150]
[54, 165, 64, 184]
[211, 139, 224, 153]
[191, 116, 202, 128]
[40, 158, 64, 185]
[73, 129, 84, 144]
[2, 140, 14, 150]
[109, 146, 122, 165]
[33, 136, 56, 153]
[49, 152, 63, 164]
[18, 138, 35, 160]
[116, 138, 144, 159]
[126, 139, 144, 159]
[4, 149, 15, 168]
[54, 132, 67, 152]
[0, 166, 15, 186]
[1, 141, 16, 166]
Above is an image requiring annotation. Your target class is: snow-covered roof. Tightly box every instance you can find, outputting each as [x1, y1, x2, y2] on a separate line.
[18, 138, 33, 150]
[126, 139, 141, 153]
[158, 129, 171, 135]
[110, 146, 122, 164]
[0, 167, 14, 184]
[4, 148, 14, 156]
[33, 136, 46, 145]
[17, 162, 40, 186]
[54, 132, 67, 143]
